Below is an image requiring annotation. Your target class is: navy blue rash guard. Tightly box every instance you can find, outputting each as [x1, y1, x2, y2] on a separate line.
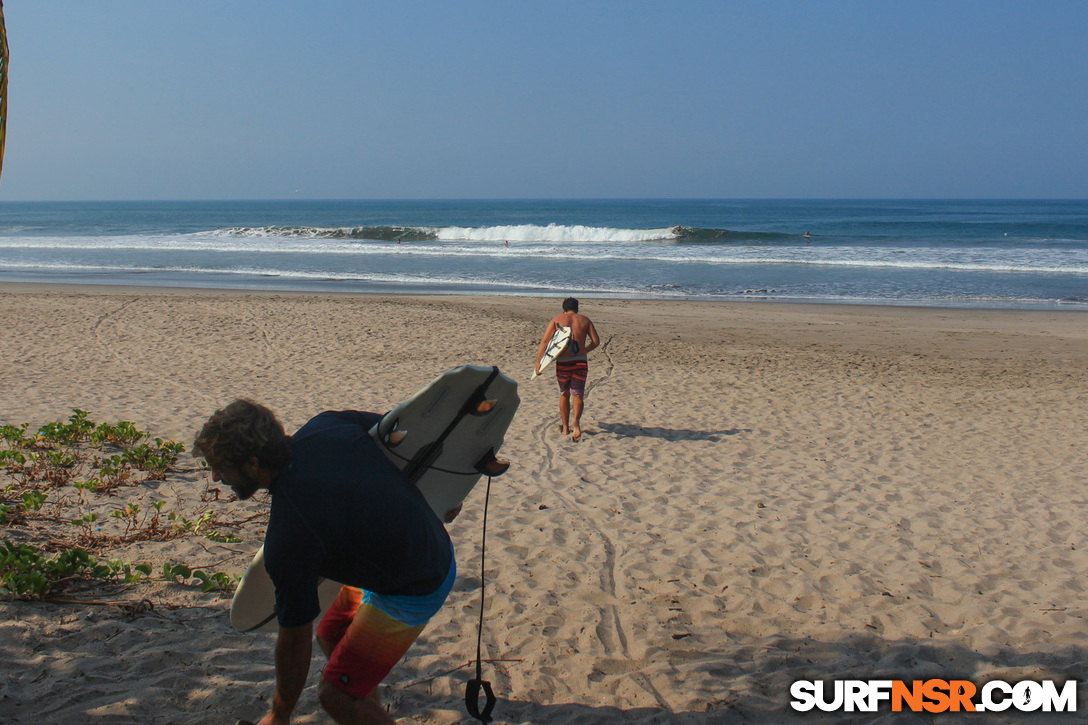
[263, 411, 453, 628]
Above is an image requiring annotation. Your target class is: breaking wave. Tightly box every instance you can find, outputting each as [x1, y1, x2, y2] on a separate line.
[214, 224, 801, 244]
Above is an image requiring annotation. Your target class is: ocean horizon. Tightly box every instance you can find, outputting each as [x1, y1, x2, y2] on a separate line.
[1, 198, 1086, 310]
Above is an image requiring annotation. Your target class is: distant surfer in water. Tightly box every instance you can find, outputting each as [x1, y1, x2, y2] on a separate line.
[194, 401, 458, 725]
[535, 297, 600, 442]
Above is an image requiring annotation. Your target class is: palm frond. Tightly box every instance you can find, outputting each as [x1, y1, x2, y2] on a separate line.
[0, 0, 8, 183]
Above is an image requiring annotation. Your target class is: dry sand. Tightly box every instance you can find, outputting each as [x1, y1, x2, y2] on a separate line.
[1, 284, 1086, 723]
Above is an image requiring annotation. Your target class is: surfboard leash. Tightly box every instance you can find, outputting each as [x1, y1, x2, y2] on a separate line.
[465, 470, 497, 723]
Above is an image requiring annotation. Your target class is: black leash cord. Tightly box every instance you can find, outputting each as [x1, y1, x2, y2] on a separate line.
[465, 474, 497, 722]
[476, 475, 490, 675]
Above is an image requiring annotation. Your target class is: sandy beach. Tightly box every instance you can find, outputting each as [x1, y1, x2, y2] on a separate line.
[1, 283, 1087, 724]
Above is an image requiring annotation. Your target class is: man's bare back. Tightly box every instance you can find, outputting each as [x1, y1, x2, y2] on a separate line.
[551, 312, 598, 359]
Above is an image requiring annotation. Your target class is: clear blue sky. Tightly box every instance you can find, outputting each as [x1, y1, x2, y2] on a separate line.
[3, 1, 1086, 200]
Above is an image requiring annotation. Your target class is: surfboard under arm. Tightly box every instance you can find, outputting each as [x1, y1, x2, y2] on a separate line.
[370, 364, 520, 517]
[532, 325, 571, 380]
[399, 366, 502, 484]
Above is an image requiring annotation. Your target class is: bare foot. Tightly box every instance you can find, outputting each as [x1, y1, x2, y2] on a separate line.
[571, 426, 582, 442]
[559, 422, 569, 435]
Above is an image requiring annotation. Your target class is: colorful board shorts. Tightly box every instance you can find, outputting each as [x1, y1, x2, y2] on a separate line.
[555, 358, 588, 398]
[316, 555, 456, 699]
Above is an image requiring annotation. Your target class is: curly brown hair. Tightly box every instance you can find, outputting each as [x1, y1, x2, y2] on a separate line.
[192, 399, 292, 472]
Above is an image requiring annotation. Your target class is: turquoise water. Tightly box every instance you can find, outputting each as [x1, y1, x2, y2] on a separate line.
[1, 199, 1086, 308]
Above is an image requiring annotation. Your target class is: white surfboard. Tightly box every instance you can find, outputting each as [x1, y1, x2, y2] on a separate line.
[532, 325, 571, 380]
[230, 365, 520, 633]
[230, 546, 344, 634]
[370, 365, 520, 518]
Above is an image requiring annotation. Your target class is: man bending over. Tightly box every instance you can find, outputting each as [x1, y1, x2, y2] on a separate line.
[194, 400, 457, 724]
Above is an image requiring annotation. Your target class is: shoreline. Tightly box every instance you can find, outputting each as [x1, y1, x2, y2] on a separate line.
[2, 284, 1087, 722]
[3, 278, 1088, 313]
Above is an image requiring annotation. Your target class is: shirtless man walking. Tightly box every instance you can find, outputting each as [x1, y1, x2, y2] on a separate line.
[535, 297, 600, 442]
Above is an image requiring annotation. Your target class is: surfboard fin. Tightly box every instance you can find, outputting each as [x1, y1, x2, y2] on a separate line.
[473, 399, 498, 415]
[474, 448, 510, 477]
[459, 370, 500, 418]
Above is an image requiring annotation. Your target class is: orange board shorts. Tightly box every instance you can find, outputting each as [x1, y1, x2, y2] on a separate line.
[316, 558, 455, 700]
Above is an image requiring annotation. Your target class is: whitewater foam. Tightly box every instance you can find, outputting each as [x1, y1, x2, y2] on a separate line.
[434, 224, 677, 243]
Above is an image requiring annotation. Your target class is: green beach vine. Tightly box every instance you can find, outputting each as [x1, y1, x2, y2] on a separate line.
[0, 409, 247, 601]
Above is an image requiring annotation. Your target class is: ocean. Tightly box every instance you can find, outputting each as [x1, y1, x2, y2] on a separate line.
[1, 199, 1086, 309]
